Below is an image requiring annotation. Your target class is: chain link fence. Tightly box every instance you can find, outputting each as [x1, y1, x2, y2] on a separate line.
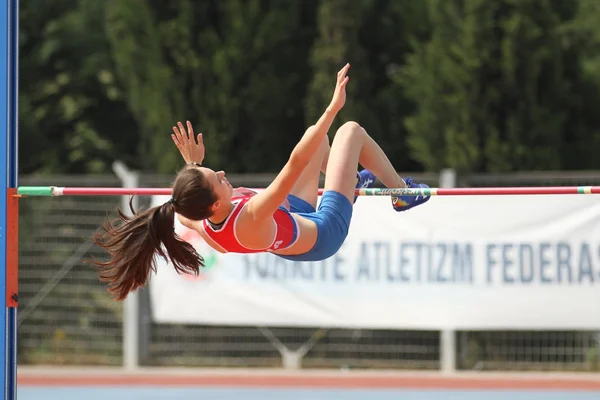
[17, 171, 600, 371]
[19, 175, 123, 366]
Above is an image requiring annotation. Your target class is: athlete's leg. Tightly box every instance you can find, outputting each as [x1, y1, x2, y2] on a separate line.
[320, 146, 330, 174]
[320, 133, 376, 203]
[324, 121, 429, 210]
[290, 125, 376, 208]
[324, 121, 403, 203]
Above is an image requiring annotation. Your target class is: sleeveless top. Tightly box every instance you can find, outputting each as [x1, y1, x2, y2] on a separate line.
[200, 189, 298, 253]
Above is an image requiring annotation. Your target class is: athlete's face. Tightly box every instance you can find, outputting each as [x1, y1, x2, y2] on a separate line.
[198, 167, 233, 203]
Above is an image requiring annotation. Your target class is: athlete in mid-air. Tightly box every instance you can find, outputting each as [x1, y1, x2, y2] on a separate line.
[92, 63, 430, 300]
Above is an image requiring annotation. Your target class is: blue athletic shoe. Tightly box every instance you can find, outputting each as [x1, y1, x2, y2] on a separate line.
[391, 177, 431, 212]
[354, 169, 376, 203]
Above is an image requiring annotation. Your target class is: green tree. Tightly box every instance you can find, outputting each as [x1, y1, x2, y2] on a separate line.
[20, 0, 137, 174]
[105, 0, 185, 173]
[399, 0, 588, 173]
[190, 0, 319, 173]
[306, 0, 371, 133]
[307, 0, 430, 172]
[559, 0, 600, 169]
[356, 0, 430, 171]
[106, 0, 319, 173]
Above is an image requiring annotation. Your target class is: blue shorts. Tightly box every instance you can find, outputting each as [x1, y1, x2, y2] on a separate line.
[276, 191, 353, 262]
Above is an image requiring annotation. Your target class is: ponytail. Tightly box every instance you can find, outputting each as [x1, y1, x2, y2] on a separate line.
[91, 197, 203, 301]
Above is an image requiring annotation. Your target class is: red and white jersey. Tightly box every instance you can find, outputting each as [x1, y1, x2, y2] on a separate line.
[200, 188, 298, 253]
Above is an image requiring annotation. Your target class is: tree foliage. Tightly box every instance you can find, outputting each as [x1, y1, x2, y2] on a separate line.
[19, 0, 600, 175]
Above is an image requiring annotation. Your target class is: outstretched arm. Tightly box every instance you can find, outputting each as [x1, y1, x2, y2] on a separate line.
[246, 63, 351, 221]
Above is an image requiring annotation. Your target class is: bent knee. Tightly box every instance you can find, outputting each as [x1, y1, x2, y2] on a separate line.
[340, 121, 362, 131]
[335, 121, 366, 139]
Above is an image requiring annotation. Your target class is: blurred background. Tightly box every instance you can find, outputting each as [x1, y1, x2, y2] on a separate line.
[16, 0, 600, 398]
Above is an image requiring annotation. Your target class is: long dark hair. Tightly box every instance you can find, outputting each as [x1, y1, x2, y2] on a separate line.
[91, 165, 218, 300]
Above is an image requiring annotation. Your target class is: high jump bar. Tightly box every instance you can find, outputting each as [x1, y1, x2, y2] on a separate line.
[15, 185, 600, 197]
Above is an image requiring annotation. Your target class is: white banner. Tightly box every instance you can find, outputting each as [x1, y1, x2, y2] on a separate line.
[149, 194, 600, 330]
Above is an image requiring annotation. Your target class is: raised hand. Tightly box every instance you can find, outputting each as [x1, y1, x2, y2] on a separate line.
[329, 63, 350, 113]
[171, 121, 205, 165]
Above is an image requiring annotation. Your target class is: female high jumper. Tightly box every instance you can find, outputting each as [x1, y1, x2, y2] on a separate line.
[92, 63, 430, 300]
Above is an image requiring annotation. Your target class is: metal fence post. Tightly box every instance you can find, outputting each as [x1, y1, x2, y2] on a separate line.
[439, 168, 457, 373]
[439, 168, 457, 189]
[113, 161, 141, 370]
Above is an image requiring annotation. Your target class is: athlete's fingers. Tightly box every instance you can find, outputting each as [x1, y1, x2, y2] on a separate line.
[337, 63, 350, 81]
[172, 127, 183, 146]
[186, 121, 195, 143]
[175, 123, 187, 144]
[177, 121, 189, 142]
